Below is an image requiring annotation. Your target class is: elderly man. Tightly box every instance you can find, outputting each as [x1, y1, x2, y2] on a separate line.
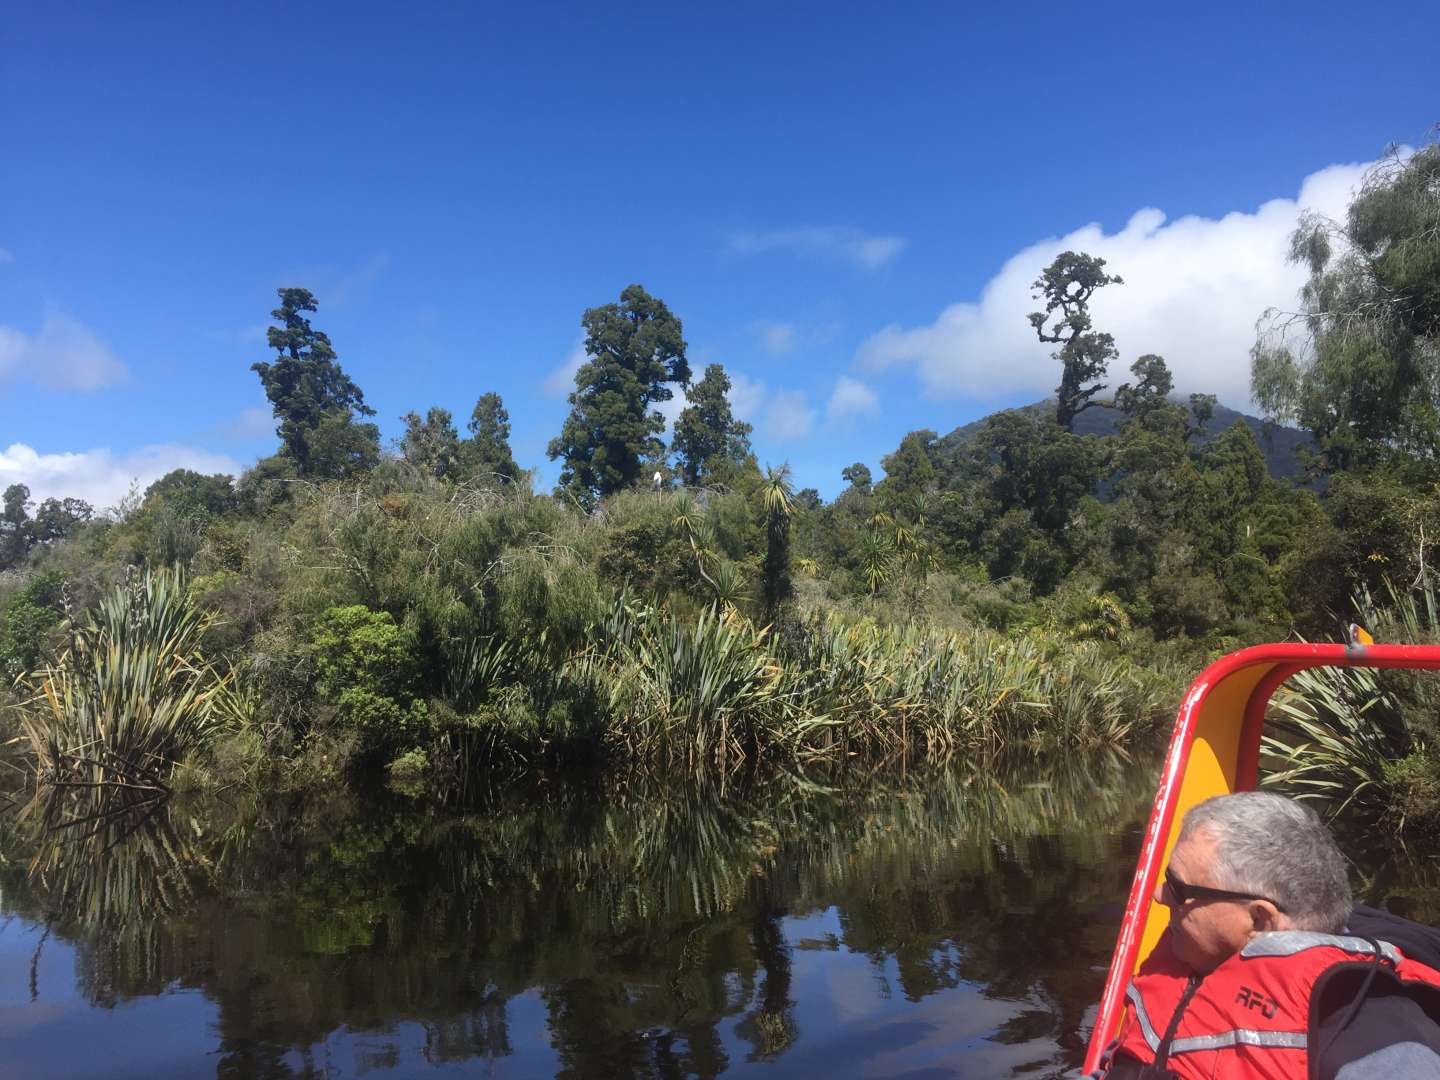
[1098, 791, 1440, 1079]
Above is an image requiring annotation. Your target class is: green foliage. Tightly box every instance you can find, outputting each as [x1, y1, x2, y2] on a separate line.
[1113, 354, 1173, 420]
[1028, 251, 1123, 430]
[841, 462, 872, 494]
[858, 528, 894, 597]
[15, 155, 1440, 831]
[399, 407, 463, 479]
[16, 566, 231, 790]
[385, 746, 431, 796]
[601, 603, 783, 765]
[548, 284, 691, 507]
[0, 571, 67, 681]
[878, 430, 936, 502]
[310, 604, 427, 741]
[251, 287, 379, 478]
[234, 453, 300, 516]
[1263, 581, 1440, 836]
[1, 482, 34, 569]
[956, 409, 1105, 592]
[1252, 143, 1440, 471]
[671, 363, 755, 486]
[465, 391, 520, 483]
[144, 470, 237, 520]
[760, 465, 795, 619]
[303, 410, 381, 480]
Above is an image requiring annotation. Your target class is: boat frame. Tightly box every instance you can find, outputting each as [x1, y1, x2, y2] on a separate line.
[1083, 640, 1440, 1075]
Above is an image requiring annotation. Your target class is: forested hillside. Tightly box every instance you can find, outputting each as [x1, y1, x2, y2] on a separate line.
[937, 399, 1314, 482]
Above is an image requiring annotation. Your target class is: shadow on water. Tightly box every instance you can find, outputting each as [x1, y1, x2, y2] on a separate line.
[0, 752, 1163, 1079]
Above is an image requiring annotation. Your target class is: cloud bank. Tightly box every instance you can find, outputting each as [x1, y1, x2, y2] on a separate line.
[0, 443, 243, 512]
[857, 160, 1376, 409]
[0, 311, 128, 390]
[730, 226, 907, 271]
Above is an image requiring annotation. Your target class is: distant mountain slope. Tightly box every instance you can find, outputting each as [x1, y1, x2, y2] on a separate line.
[933, 399, 1315, 483]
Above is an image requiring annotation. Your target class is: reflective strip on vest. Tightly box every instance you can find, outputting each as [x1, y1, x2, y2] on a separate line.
[1170, 1029, 1308, 1054]
[1241, 931, 1400, 966]
[1125, 982, 1163, 1052]
[1126, 981, 1308, 1057]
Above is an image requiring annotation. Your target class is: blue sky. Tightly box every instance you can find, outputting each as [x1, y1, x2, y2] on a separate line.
[2, 2, 1437, 507]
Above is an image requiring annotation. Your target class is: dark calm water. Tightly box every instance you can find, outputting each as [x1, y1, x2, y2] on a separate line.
[2, 755, 1158, 1079]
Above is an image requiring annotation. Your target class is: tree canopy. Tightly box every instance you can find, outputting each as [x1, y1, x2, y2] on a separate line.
[671, 363, 754, 486]
[400, 407, 463, 480]
[1029, 252, 1123, 430]
[466, 392, 520, 483]
[548, 285, 691, 508]
[1252, 145, 1440, 471]
[252, 288, 380, 478]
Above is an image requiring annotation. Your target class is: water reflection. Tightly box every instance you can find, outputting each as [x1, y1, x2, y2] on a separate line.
[0, 754, 1157, 1078]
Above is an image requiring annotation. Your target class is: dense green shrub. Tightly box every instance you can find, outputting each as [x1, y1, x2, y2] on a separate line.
[310, 605, 427, 743]
[0, 571, 66, 681]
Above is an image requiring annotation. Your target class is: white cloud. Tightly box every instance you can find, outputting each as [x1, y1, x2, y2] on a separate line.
[641, 365, 791, 447]
[761, 389, 817, 442]
[0, 311, 128, 390]
[827, 375, 880, 423]
[0, 443, 243, 511]
[0, 327, 23, 373]
[755, 321, 799, 356]
[544, 338, 587, 397]
[657, 391, 687, 432]
[655, 369, 767, 435]
[727, 371, 766, 422]
[856, 159, 1377, 410]
[751, 319, 843, 356]
[730, 226, 907, 271]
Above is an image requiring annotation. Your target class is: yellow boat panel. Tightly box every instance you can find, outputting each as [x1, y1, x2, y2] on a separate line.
[1133, 661, 1271, 968]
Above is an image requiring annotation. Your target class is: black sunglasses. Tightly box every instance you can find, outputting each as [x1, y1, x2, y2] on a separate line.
[1163, 869, 1285, 912]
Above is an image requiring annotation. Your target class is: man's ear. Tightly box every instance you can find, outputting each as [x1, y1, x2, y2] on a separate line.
[1247, 900, 1284, 934]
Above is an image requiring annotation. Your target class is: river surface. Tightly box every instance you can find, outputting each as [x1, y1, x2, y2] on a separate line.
[4, 751, 1411, 1080]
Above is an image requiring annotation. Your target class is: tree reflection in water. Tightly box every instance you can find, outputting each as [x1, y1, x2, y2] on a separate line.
[1, 753, 1160, 1078]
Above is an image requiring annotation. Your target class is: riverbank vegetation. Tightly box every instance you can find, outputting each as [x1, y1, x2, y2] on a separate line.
[3, 140, 1439, 836]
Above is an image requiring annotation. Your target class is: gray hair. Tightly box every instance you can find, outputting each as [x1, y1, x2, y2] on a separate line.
[1179, 791, 1352, 933]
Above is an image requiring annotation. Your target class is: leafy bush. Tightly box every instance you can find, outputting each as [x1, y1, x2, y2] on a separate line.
[0, 570, 66, 681]
[310, 605, 427, 743]
[385, 746, 431, 797]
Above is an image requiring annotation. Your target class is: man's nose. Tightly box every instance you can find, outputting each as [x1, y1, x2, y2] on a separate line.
[1152, 874, 1167, 906]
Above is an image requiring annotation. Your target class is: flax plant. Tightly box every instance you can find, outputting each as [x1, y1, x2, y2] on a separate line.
[16, 566, 231, 793]
[1261, 580, 1440, 830]
[605, 603, 784, 767]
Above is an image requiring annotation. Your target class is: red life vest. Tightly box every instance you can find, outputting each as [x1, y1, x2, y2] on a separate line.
[1112, 928, 1440, 1079]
